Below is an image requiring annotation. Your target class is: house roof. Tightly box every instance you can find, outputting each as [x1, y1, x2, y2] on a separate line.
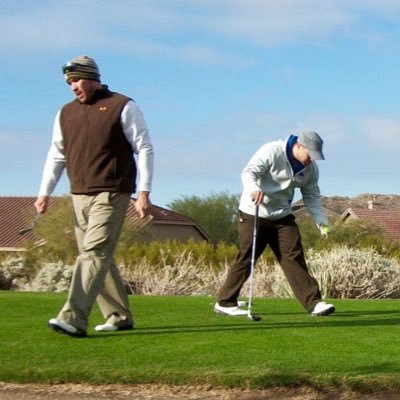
[0, 196, 45, 250]
[338, 207, 400, 243]
[292, 200, 341, 220]
[292, 199, 400, 243]
[126, 199, 211, 240]
[0, 196, 210, 250]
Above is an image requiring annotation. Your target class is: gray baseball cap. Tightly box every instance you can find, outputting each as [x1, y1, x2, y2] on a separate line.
[298, 131, 325, 160]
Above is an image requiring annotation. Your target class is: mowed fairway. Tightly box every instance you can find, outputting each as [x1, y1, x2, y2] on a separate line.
[1, 291, 400, 391]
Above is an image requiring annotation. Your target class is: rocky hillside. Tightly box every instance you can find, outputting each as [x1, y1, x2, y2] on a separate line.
[320, 193, 400, 215]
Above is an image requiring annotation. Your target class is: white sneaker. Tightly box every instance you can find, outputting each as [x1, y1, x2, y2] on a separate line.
[214, 303, 248, 316]
[48, 318, 86, 337]
[310, 301, 335, 316]
[237, 300, 248, 307]
[95, 323, 134, 332]
[95, 323, 118, 332]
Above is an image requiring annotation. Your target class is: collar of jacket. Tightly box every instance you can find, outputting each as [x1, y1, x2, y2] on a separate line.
[78, 84, 112, 105]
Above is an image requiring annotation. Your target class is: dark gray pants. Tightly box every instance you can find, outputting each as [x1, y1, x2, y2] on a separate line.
[218, 211, 321, 313]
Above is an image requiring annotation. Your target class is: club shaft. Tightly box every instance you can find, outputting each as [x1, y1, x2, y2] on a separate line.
[247, 205, 259, 316]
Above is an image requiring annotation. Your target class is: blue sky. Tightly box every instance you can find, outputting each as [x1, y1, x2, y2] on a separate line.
[1, 0, 399, 208]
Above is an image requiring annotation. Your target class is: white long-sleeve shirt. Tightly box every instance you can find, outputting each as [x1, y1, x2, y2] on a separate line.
[38, 100, 153, 196]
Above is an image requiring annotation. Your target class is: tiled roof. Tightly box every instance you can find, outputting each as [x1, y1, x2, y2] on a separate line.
[292, 204, 341, 219]
[0, 196, 46, 249]
[340, 207, 400, 243]
[132, 202, 197, 224]
[0, 196, 202, 250]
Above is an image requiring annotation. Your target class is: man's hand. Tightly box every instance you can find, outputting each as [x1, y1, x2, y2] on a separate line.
[34, 195, 50, 214]
[135, 191, 152, 218]
[251, 191, 264, 206]
[319, 224, 332, 238]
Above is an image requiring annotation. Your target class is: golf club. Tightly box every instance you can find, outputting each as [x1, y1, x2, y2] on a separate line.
[18, 213, 40, 235]
[247, 205, 262, 321]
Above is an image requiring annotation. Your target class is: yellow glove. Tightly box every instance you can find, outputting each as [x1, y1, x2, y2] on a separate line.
[319, 225, 332, 238]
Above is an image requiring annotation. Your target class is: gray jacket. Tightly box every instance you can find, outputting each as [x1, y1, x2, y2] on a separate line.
[239, 137, 328, 226]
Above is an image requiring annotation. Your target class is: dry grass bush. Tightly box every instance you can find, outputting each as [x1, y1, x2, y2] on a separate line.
[121, 245, 400, 300]
[116, 239, 238, 271]
[2, 245, 400, 299]
[121, 249, 226, 296]
[246, 245, 400, 299]
[307, 245, 400, 299]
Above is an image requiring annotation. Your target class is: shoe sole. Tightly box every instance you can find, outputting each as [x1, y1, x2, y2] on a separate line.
[48, 322, 87, 338]
[95, 325, 134, 332]
[311, 306, 335, 316]
[214, 308, 247, 317]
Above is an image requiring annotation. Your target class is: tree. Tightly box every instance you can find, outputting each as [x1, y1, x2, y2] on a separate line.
[329, 219, 400, 258]
[167, 191, 240, 244]
[297, 218, 400, 259]
[25, 196, 155, 265]
[25, 196, 78, 264]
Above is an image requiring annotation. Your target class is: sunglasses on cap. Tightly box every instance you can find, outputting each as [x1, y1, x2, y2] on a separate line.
[61, 62, 87, 74]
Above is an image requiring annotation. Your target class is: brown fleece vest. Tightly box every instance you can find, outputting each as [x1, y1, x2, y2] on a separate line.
[60, 87, 137, 194]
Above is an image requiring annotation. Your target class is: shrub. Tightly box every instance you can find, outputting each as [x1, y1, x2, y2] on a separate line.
[2, 244, 400, 300]
[118, 245, 400, 299]
[0, 258, 74, 292]
[308, 245, 400, 299]
[298, 218, 400, 260]
[0, 257, 35, 290]
[121, 249, 225, 296]
[32, 262, 74, 293]
[116, 239, 238, 270]
[251, 245, 400, 300]
[22, 196, 78, 264]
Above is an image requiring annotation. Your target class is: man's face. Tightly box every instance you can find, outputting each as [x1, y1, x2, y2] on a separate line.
[68, 79, 98, 103]
[294, 143, 312, 166]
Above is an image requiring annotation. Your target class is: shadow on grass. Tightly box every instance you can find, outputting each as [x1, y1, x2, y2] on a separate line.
[263, 309, 400, 316]
[334, 310, 400, 317]
[351, 362, 400, 374]
[83, 311, 400, 339]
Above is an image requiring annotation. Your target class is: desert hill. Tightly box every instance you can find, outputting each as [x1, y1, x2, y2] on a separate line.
[319, 193, 400, 215]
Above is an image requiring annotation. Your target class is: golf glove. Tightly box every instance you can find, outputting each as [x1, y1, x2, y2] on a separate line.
[319, 224, 332, 238]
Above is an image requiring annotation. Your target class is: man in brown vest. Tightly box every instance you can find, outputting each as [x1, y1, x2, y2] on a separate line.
[35, 56, 154, 337]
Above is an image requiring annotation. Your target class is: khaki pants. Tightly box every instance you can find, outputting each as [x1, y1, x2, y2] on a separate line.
[57, 192, 132, 332]
[218, 211, 321, 313]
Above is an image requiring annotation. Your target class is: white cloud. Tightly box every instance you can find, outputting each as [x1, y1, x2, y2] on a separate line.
[153, 107, 400, 190]
[153, 108, 351, 182]
[198, 0, 354, 45]
[0, 1, 255, 65]
[295, 112, 350, 145]
[361, 117, 400, 151]
[2, 0, 400, 62]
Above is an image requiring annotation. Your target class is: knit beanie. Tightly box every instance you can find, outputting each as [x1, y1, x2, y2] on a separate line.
[62, 55, 101, 83]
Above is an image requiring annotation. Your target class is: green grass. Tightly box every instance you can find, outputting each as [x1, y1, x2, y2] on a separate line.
[1, 291, 400, 392]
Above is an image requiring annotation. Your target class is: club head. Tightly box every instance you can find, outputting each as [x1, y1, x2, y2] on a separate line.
[247, 313, 262, 321]
[18, 213, 40, 235]
[18, 227, 33, 235]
